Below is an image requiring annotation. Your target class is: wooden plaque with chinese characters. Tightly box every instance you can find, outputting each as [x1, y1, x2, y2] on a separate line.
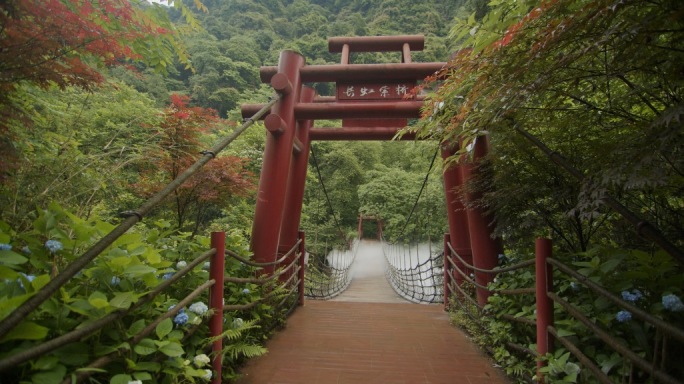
[336, 81, 416, 128]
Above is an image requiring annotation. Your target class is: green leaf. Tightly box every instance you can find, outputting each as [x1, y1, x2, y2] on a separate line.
[32, 356, 59, 371]
[156, 317, 173, 339]
[133, 372, 153, 381]
[0, 250, 28, 266]
[56, 342, 90, 365]
[88, 291, 109, 309]
[31, 274, 50, 291]
[123, 264, 157, 277]
[110, 374, 133, 384]
[555, 328, 576, 337]
[0, 321, 49, 342]
[110, 292, 137, 309]
[31, 364, 66, 384]
[109, 256, 132, 267]
[133, 338, 157, 356]
[132, 361, 161, 372]
[128, 319, 146, 337]
[158, 341, 184, 357]
[0, 265, 20, 279]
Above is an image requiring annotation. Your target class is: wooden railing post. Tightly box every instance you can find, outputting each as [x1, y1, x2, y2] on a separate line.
[209, 232, 226, 384]
[443, 233, 451, 310]
[535, 237, 554, 379]
[298, 231, 306, 306]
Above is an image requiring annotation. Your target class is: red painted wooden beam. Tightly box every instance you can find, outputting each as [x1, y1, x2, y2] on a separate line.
[295, 101, 422, 119]
[259, 62, 446, 83]
[309, 127, 418, 141]
[242, 101, 423, 120]
[328, 35, 425, 53]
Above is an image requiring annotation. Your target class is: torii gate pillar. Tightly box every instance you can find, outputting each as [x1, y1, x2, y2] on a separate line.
[250, 50, 305, 274]
[461, 136, 503, 305]
[441, 143, 472, 291]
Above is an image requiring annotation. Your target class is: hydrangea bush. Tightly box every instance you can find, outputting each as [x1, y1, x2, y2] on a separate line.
[451, 247, 684, 383]
[0, 204, 279, 383]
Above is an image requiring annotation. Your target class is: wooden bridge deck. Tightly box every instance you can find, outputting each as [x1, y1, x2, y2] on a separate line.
[234, 300, 510, 384]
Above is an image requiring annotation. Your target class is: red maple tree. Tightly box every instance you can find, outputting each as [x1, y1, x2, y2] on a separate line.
[135, 94, 255, 235]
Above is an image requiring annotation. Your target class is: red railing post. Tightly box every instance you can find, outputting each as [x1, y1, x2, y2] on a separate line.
[298, 231, 306, 306]
[535, 237, 554, 379]
[443, 233, 451, 310]
[209, 232, 226, 384]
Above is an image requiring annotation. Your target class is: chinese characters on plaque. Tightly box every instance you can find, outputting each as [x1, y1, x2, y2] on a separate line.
[336, 82, 414, 101]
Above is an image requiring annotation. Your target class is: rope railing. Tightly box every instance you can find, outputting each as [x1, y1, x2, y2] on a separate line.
[0, 95, 281, 340]
[543, 255, 684, 384]
[446, 237, 684, 383]
[304, 241, 357, 299]
[444, 239, 537, 367]
[383, 241, 444, 304]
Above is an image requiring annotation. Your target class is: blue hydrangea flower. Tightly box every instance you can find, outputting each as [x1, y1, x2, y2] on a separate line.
[162, 272, 174, 280]
[176, 260, 187, 269]
[242, 288, 250, 295]
[174, 311, 189, 326]
[615, 310, 632, 322]
[44, 239, 63, 253]
[621, 289, 643, 303]
[202, 262, 211, 270]
[22, 246, 31, 254]
[111, 276, 121, 286]
[17, 274, 36, 289]
[662, 294, 684, 312]
[189, 302, 208, 316]
[232, 318, 244, 329]
[0, 243, 12, 251]
[570, 282, 580, 291]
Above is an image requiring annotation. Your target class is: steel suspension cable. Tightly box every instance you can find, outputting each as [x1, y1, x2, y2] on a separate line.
[0, 94, 281, 339]
[310, 145, 346, 241]
[395, 146, 440, 242]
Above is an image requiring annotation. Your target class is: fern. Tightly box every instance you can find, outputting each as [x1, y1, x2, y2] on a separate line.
[223, 342, 268, 360]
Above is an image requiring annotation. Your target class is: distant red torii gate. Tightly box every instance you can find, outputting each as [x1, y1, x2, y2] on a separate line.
[240, 35, 502, 306]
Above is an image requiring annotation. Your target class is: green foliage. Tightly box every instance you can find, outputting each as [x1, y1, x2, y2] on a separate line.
[461, 246, 684, 383]
[418, 0, 684, 256]
[0, 204, 281, 383]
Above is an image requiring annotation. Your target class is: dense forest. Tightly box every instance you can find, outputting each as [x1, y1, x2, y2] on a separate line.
[0, 0, 471, 244]
[1, 0, 682, 383]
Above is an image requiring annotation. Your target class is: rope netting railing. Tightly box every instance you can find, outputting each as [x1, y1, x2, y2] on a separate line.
[378, 146, 444, 304]
[304, 240, 358, 299]
[302, 144, 358, 299]
[445, 238, 684, 383]
[383, 241, 444, 304]
[0, 95, 299, 383]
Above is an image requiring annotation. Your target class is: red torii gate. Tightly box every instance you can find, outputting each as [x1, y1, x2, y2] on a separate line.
[240, 35, 502, 306]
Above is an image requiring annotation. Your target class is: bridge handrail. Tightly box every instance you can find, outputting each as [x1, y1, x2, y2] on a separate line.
[547, 257, 684, 344]
[225, 238, 301, 268]
[304, 242, 357, 300]
[447, 242, 534, 274]
[543, 256, 684, 384]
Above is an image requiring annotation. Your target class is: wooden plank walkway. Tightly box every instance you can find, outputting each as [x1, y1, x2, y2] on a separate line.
[234, 300, 510, 384]
[235, 241, 509, 383]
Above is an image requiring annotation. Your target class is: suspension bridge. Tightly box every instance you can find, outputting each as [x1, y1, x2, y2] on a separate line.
[1, 34, 682, 384]
[236, 240, 508, 384]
